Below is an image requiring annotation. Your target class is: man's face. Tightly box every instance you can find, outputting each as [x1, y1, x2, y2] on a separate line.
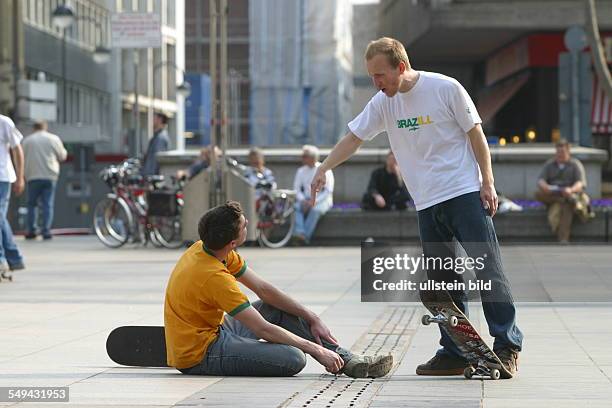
[153, 115, 163, 128]
[302, 153, 316, 167]
[366, 54, 404, 97]
[232, 215, 248, 248]
[556, 145, 570, 163]
[386, 152, 397, 169]
[249, 153, 262, 168]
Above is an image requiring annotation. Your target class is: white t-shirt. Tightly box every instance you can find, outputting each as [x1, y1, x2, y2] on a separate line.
[348, 71, 482, 211]
[0, 115, 23, 183]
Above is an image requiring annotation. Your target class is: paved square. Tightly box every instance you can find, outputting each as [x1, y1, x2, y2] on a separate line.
[1, 237, 611, 407]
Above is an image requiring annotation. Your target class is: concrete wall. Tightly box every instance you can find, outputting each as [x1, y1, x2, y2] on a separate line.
[159, 144, 608, 204]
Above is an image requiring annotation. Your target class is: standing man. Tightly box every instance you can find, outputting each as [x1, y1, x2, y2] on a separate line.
[292, 145, 334, 245]
[0, 114, 26, 280]
[310, 37, 523, 378]
[22, 121, 67, 240]
[141, 112, 170, 176]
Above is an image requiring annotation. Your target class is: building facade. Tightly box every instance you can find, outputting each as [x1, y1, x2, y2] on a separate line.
[378, 0, 612, 149]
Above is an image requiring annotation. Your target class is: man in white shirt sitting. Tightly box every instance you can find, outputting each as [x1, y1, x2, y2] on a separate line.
[292, 145, 333, 245]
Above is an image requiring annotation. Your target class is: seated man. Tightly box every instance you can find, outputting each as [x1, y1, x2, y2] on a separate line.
[244, 147, 276, 190]
[176, 145, 221, 180]
[535, 139, 594, 243]
[362, 151, 411, 210]
[164, 201, 393, 377]
[292, 145, 334, 245]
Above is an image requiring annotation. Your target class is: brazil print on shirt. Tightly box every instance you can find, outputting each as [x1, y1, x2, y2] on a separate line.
[396, 115, 434, 131]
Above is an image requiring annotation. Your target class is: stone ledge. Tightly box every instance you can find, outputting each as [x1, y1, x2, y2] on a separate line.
[311, 208, 612, 244]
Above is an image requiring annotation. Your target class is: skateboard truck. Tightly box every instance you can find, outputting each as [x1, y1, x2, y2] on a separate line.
[463, 360, 501, 380]
[421, 313, 458, 328]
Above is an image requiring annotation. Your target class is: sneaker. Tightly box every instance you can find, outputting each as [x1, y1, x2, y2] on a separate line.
[364, 354, 394, 378]
[42, 234, 53, 240]
[24, 233, 37, 240]
[9, 262, 25, 271]
[495, 348, 519, 378]
[341, 355, 369, 378]
[341, 354, 394, 378]
[416, 353, 469, 376]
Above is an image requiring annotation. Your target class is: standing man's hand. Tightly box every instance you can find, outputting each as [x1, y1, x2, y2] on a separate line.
[310, 168, 327, 206]
[480, 183, 498, 217]
[309, 316, 338, 346]
[13, 177, 24, 196]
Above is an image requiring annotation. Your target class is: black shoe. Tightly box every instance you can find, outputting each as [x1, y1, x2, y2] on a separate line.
[416, 353, 469, 376]
[9, 262, 25, 271]
[495, 348, 519, 378]
[42, 234, 53, 240]
[25, 233, 37, 240]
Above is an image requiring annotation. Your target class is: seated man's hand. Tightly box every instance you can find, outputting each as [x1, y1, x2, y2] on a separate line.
[561, 187, 573, 198]
[309, 317, 338, 346]
[373, 193, 386, 208]
[311, 345, 344, 374]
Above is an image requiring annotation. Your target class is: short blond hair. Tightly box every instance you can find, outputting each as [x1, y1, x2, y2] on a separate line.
[365, 37, 410, 68]
[302, 144, 319, 160]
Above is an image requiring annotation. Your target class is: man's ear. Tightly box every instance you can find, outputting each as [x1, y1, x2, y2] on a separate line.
[398, 62, 406, 74]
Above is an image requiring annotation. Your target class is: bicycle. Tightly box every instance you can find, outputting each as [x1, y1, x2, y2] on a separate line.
[226, 157, 296, 248]
[93, 159, 184, 249]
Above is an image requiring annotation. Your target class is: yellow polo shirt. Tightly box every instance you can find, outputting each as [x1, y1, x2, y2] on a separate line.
[164, 241, 249, 369]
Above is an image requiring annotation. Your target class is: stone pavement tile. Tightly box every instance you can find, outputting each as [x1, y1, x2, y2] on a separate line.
[483, 399, 612, 408]
[369, 398, 480, 408]
[64, 370, 217, 406]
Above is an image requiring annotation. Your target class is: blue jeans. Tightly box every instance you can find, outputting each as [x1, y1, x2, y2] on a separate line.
[27, 179, 56, 236]
[180, 300, 354, 376]
[417, 191, 523, 357]
[293, 199, 332, 243]
[0, 182, 23, 267]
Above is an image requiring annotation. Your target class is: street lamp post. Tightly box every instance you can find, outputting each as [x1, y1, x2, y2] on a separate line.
[52, 4, 110, 123]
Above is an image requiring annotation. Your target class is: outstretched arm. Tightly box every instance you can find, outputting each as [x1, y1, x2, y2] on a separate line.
[310, 132, 363, 205]
[232, 306, 343, 373]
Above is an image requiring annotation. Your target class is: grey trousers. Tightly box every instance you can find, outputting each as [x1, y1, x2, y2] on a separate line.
[180, 300, 354, 376]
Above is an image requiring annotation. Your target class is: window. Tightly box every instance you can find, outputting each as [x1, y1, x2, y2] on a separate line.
[166, 0, 175, 28]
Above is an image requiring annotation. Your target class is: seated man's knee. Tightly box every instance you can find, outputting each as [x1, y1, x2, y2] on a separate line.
[285, 347, 307, 376]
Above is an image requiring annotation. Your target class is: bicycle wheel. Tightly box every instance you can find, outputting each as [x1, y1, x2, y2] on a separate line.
[93, 196, 133, 248]
[151, 215, 184, 249]
[257, 199, 295, 249]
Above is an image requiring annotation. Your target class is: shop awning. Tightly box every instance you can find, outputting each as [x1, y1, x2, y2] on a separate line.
[592, 75, 612, 135]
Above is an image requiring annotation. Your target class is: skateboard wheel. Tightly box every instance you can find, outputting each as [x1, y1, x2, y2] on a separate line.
[464, 366, 475, 379]
[490, 368, 500, 380]
[448, 316, 458, 327]
[421, 315, 431, 326]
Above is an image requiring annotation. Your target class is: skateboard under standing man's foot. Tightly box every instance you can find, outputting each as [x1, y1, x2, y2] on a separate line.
[310, 37, 523, 378]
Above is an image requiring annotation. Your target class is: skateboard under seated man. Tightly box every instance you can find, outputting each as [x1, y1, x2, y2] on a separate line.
[162, 201, 392, 378]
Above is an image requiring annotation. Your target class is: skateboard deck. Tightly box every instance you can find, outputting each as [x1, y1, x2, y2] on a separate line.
[419, 289, 511, 380]
[106, 326, 169, 367]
